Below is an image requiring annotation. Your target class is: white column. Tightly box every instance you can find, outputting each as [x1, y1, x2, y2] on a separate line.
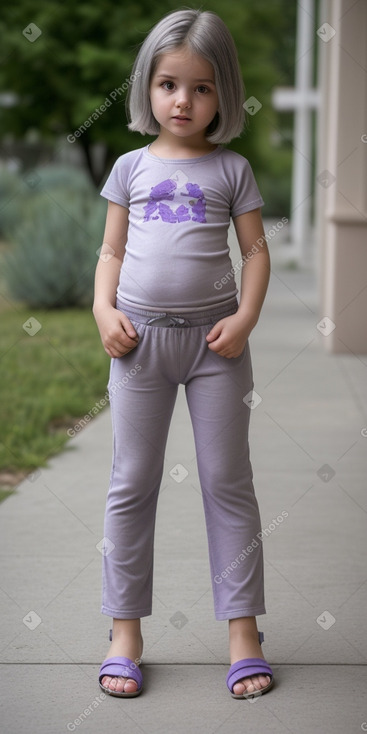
[272, 0, 319, 266]
[292, 0, 315, 267]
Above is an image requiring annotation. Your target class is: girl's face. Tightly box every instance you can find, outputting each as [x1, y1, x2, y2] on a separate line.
[149, 47, 219, 144]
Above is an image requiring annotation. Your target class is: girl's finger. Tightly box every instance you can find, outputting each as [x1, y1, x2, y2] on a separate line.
[206, 322, 223, 341]
[119, 314, 138, 340]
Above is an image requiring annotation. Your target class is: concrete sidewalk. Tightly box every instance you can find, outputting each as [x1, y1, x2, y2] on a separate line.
[1, 232, 367, 733]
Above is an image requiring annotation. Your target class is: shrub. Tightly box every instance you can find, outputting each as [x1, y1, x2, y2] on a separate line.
[26, 164, 95, 196]
[4, 191, 106, 308]
[0, 166, 24, 238]
[0, 164, 96, 239]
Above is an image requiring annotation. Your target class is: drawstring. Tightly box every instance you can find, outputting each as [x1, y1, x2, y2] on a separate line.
[146, 314, 189, 327]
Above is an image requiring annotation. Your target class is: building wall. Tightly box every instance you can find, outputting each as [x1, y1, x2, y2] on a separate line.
[316, 0, 367, 353]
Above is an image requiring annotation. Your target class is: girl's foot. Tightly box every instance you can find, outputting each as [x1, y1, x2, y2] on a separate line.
[228, 617, 271, 696]
[101, 618, 143, 695]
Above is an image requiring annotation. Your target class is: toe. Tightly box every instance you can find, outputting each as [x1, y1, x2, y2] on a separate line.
[101, 675, 138, 693]
[232, 674, 271, 696]
[248, 675, 263, 692]
[113, 676, 128, 692]
[124, 678, 138, 693]
[243, 677, 257, 693]
[101, 675, 122, 692]
[232, 680, 246, 695]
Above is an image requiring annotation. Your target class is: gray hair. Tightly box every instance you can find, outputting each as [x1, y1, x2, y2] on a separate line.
[125, 8, 245, 143]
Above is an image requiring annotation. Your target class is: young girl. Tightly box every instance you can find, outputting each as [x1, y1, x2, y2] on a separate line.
[94, 8, 274, 700]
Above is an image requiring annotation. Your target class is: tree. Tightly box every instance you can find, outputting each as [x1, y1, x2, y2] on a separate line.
[1, 0, 156, 184]
[0, 0, 296, 195]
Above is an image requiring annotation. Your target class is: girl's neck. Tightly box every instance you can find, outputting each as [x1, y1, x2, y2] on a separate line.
[149, 132, 217, 160]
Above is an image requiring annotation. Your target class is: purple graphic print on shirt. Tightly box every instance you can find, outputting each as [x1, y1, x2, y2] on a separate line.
[143, 179, 207, 223]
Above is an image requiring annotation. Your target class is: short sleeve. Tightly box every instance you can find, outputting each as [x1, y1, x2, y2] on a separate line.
[100, 155, 130, 208]
[230, 156, 264, 218]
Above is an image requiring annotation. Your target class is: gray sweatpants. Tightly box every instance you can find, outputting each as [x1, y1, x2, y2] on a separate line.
[101, 296, 266, 621]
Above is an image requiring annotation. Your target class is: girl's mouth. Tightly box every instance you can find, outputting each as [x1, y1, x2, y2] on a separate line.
[172, 116, 191, 122]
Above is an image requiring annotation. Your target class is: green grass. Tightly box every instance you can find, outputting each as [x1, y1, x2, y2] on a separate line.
[0, 488, 14, 503]
[0, 300, 110, 487]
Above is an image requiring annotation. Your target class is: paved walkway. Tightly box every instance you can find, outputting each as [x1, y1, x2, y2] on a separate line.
[1, 228, 367, 733]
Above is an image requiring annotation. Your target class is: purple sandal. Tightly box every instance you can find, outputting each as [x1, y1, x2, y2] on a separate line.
[226, 631, 274, 699]
[99, 629, 143, 698]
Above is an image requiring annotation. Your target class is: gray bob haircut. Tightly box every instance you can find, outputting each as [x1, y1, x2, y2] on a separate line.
[126, 8, 245, 143]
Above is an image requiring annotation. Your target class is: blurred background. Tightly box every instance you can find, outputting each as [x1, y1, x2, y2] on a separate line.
[0, 0, 366, 492]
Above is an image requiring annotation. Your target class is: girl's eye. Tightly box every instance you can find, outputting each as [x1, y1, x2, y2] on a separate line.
[160, 82, 210, 94]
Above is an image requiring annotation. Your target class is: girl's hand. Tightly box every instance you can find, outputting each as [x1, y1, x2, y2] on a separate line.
[93, 305, 139, 358]
[206, 314, 252, 358]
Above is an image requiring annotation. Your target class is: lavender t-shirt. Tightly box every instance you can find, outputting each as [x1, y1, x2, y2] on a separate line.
[100, 144, 264, 310]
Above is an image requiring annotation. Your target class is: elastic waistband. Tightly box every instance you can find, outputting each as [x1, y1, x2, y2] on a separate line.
[116, 297, 239, 327]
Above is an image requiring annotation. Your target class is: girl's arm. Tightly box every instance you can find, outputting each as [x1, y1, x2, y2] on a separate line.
[233, 208, 270, 326]
[93, 201, 139, 358]
[206, 208, 270, 358]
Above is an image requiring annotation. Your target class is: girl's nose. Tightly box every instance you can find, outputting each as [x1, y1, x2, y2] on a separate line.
[175, 89, 191, 109]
